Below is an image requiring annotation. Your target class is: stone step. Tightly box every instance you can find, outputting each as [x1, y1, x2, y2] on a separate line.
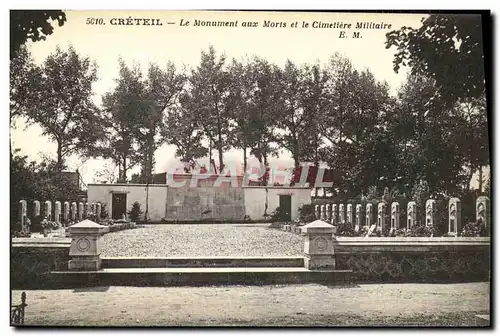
[101, 256, 304, 268]
[51, 267, 353, 287]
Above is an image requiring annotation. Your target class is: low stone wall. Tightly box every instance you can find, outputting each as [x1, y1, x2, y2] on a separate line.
[11, 240, 71, 289]
[333, 237, 490, 283]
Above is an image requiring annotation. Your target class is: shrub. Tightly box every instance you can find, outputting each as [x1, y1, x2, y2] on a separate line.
[335, 222, 356, 237]
[128, 202, 143, 222]
[270, 206, 285, 222]
[298, 204, 316, 223]
[405, 221, 436, 237]
[460, 218, 488, 237]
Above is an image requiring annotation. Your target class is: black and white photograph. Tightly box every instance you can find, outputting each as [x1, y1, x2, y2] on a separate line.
[9, 9, 491, 327]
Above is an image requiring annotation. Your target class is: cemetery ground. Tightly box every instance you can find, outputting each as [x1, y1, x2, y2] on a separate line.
[101, 224, 303, 257]
[12, 282, 489, 326]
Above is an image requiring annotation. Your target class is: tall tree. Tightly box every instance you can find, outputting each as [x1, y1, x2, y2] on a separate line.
[10, 10, 66, 59]
[187, 46, 233, 173]
[137, 62, 187, 183]
[274, 60, 308, 169]
[25, 46, 101, 171]
[385, 14, 486, 107]
[98, 60, 145, 182]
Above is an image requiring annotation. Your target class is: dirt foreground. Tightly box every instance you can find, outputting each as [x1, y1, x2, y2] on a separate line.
[12, 282, 490, 327]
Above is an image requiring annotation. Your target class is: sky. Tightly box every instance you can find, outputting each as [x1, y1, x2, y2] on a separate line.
[11, 10, 429, 185]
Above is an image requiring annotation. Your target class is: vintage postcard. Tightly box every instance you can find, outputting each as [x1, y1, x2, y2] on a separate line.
[10, 9, 491, 327]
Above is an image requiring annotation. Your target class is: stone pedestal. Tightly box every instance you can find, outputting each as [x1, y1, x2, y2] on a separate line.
[301, 220, 335, 270]
[68, 219, 107, 271]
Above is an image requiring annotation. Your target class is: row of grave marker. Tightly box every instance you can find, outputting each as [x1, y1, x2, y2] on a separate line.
[314, 196, 490, 235]
[17, 200, 103, 233]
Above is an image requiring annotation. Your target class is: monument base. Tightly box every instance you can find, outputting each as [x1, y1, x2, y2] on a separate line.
[69, 256, 102, 271]
[304, 255, 335, 270]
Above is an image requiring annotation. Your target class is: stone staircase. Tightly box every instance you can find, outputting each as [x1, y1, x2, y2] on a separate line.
[50, 219, 352, 288]
[52, 256, 352, 287]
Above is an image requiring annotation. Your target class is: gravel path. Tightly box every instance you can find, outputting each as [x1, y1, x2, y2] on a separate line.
[101, 224, 303, 257]
[12, 282, 490, 326]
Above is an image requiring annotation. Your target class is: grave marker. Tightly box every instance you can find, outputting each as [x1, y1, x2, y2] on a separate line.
[325, 204, 331, 222]
[33, 200, 40, 218]
[54, 201, 61, 225]
[331, 204, 337, 224]
[346, 204, 353, 226]
[71, 202, 77, 221]
[63, 202, 70, 224]
[355, 204, 362, 232]
[407, 201, 417, 229]
[425, 199, 436, 227]
[18, 200, 27, 233]
[391, 202, 400, 233]
[44, 201, 52, 221]
[365, 203, 373, 227]
[339, 204, 345, 224]
[377, 202, 386, 231]
[476, 196, 490, 229]
[449, 198, 461, 235]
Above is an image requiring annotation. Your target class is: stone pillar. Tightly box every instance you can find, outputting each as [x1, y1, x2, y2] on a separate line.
[365, 203, 373, 227]
[301, 220, 335, 270]
[18, 200, 27, 232]
[355, 204, 362, 232]
[425, 199, 436, 227]
[315, 205, 320, 219]
[63, 202, 70, 224]
[54, 201, 61, 225]
[391, 202, 400, 231]
[96, 202, 102, 221]
[407, 201, 417, 229]
[339, 204, 345, 224]
[68, 219, 107, 271]
[476, 196, 490, 229]
[325, 204, 331, 223]
[320, 205, 326, 221]
[78, 202, 84, 221]
[331, 204, 337, 224]
[33, 200, 40, 218]
[91, 202, 96, 215]
[346, 204, 353, 226]
[448, 198, 461, 235]
[44, 201, 52, 221]
[71, 202, 77, 221]
[377, 202, 386, 231]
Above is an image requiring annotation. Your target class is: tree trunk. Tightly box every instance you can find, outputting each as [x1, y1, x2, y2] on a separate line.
[56, 140, 63, 172]
[243, 146, 247, 174]
[478, 165, 484, 192]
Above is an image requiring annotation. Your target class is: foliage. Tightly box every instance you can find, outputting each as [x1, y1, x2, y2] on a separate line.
[97, 59, 145, 181]
[270, 206, 287, 223]
[128, 201, 143, 222]
[460, 218, 488, 237]
[184, 45, 233, 173]
[10, 10, 66, 59]
[335, 222, 356, 237]
[406, 222, 436, 237]
[24, 46, 101, 169]
[298, 204, 316, 223]
[385, 14, 485, 107]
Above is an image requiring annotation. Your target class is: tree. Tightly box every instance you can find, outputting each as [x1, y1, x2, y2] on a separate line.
[10, 46, 41, 123]
[10, 10, 66, 59]
[274, 60, 309, 169]
[186, 46, 233, 173]
[319, 54, 395, 196]
[162, 102, 208, 164]
[98, 59, 145, 182]
[137, 62, 187, 183]
[385, 14, 486, 107]
[25, 46, 101, 171]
